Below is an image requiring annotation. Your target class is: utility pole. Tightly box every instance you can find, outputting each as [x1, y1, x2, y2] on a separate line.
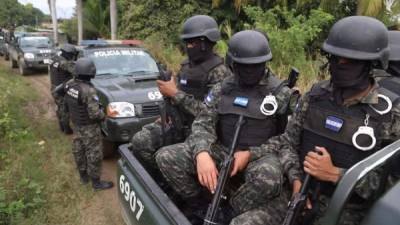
[110, 0, 118, 40]
[49, 0, 59, 45]
[76, 0, 83, 44]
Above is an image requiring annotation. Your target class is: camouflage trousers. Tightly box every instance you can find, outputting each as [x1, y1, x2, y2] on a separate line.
[52, 91, 70, 130]
[230, 186, 291, 225]
[155, 142, 284, 218]
[72, 124, 103, 179]
[130, 121, 164, 170]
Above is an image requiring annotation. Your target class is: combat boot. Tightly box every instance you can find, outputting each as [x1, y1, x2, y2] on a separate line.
[63, 124, 73, 135]
[91, 178, 114, 191]
[79, 171, 89, 184]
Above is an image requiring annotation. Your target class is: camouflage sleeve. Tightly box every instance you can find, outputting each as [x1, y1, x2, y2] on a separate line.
[84, 87, 105, 121]
[351, 101, 400, 199]
[187, 82, 222, 159]
[171, 64, 230, 116]
[249, 93, 310, 184]
[59, 59, 75, 75]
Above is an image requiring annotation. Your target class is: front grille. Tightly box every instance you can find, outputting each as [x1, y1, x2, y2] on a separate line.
[142, 103, 160, 117]
[36, 53, 53, 58]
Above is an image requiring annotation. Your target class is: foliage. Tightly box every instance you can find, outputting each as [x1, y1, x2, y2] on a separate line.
[0, 0, 47, 28]
[243, 6, 334, 79]
[119, 0, 210, 43]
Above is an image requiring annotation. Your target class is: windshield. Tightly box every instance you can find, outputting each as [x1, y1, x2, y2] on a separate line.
[88, 49, 159, 76]
[20, 37, 53, 48]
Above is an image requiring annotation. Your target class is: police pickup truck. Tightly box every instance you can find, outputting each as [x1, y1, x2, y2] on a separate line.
[78, 40, 163, 156]
[8, 33, 56, 75]
[117, 139, 400, 225]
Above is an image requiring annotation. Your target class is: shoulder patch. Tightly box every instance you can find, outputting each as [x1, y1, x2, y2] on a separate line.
[53, 62, 59, 68]
[204, 91, 214, 106]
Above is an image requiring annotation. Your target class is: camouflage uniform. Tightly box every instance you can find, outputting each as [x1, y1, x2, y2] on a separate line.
[130, 63, 229, 169]
[156, 71, 299, 224]
[66, 79, 105, 180]
[254, 77, 400, 225]
[50, 55, 75, 131]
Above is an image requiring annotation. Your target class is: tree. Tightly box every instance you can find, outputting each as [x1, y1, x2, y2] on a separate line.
[48, 0, 59, 44]
[110, 0, 118, 40]
[76, 0, 83, 43]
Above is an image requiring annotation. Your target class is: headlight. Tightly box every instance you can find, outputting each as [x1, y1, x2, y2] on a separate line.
[107, 102, 135, 118]
[24, 53, 35, 59]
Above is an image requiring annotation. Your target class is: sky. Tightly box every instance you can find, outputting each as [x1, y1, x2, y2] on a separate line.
[18, 0, 75, 19]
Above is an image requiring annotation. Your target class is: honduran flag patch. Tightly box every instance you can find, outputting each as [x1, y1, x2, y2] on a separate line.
[325, 116, 344, 132]
[233, 97, 249, 108]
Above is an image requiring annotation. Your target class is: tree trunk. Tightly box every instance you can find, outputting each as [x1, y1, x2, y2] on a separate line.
[50, 0, 58, 45]
[110, 0, 118, 40]
[76, 0, 83, 44]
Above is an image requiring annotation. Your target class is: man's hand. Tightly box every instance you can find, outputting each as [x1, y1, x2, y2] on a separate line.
[196, 151, 219, 194]
[157, 76, 178, 97]
[303, 146, 340, 183]
[230, 150, 250, 177]
[292, 179, 312, 209]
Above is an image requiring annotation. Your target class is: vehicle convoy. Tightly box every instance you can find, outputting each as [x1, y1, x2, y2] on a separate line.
[8, 33, 56, 75]
[77, 40, 163, 156]
[117, 139, 400, 225]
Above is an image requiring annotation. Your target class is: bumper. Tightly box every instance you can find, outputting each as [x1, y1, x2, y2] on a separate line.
[24, 59, 50, 69]
[102, 116, 158, 143]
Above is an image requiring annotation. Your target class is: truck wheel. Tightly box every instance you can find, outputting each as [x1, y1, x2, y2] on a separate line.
[10, 58, 18, 68]
[18, 59, 29, 75]
[102, 139, 116, 158]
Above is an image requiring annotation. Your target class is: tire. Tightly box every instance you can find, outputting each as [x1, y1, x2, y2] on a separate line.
[102, 138, 116, 158]
[10, 58, 17, 68]
[18, 59, 29, 75]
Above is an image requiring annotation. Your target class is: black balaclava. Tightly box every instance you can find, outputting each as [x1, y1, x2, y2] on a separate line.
[329, 56, 371, 105]
[233, 62, 266, 88]
[184, 37, 214, 64]
[388, 61, 400, 77]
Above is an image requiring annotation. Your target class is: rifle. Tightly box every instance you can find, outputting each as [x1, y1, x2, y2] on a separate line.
[275, 67, 300, 134]
[203, 115, 245, 225]
[282, 174, 312, 225]
[156, 64, 185, 146]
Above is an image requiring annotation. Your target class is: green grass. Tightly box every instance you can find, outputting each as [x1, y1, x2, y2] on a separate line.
[0, 67, 93, 225]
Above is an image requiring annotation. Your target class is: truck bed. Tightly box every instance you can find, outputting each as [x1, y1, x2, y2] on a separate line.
[117, 144, 191, 225]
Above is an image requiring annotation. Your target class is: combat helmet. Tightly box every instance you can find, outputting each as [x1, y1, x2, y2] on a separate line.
[322, 16, 389, 69]
[60, 44, 77, 60]
[75, 58, 96, 80]
[180, 15, 220, 42]
[227, 30, 272, 64]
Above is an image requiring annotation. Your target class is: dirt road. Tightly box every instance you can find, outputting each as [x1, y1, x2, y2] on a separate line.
[1, 58, 124, 225]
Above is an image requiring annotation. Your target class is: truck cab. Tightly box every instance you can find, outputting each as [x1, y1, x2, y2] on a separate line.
[78, 40, 163, 156]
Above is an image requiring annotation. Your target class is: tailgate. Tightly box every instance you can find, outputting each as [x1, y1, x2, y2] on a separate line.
[117, 144, 191, 225]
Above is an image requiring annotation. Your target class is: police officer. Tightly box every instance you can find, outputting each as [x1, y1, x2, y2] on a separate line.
[156, 30, 299, 225]
[376, 30, 400, 180]
[50, 44, 77, 134]
[255, 16, 400, 225]
[65, 58, 113, 190]
[130, 15, 229, 172]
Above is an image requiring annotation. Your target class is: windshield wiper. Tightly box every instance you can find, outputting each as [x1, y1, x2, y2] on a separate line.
[96, 73, 119, 78]
[125, 71, 156, 76]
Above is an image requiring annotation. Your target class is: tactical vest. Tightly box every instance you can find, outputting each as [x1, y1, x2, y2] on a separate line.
[217, 77, 280, 149]
[176, 54, 223, 127]
[177, 54, 223, 100]
[50, 56, 73, 87]
[65, 81, 96, 126]
[300, 81, 397, 196]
